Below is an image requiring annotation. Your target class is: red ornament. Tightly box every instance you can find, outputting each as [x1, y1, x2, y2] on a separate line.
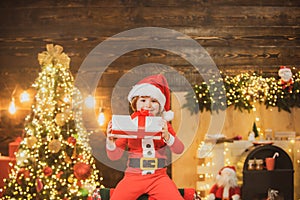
[67, 136, 77, 145]
[43, 166, 53, 177]
[36, 178, 43, 192]
[73, 162, 91, 180]
[16, 168, 30, 184]
[56, 171, 64, 179]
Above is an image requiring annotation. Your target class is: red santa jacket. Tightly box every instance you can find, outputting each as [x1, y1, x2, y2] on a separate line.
[209, 184, 240, 200]
[106, 117, 184, 174]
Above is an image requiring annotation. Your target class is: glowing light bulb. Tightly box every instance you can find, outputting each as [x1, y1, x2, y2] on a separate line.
[20, 90, 30, 103]
[8, 98, 16, 114]
[84, 95, 95, 108]
[97, 111, 105, 126]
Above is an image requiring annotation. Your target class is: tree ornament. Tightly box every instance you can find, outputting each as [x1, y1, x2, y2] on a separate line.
[68, 175, 74, 183]
[43, 166, 53, 177]
[83, 182, 95, 194]
[55, 113, 67, 126]
[79, 187, 89, 197]
[71, 147, 77, 159]
[16, 168, 30, 184]
[36, 178, 43, 192]
[56, 171, 63, 179]
[64, 153, 72, 164]
[38, 44, 70, 68]
[67, 136, 76, 145]
[74, 162, 92, 180]
[48, 139, 61, 153]
[278, 66, 294, 91]
[26, 136, 37, 148]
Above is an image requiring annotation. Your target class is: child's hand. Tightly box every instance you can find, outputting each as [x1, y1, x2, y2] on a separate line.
[161, 119, 170, 142]
[106, 121, 116, 142]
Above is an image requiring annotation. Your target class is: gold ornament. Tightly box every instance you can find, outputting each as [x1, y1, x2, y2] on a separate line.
[68, 175, 74, 183]
[71, 147, 77, 159]
[38, 44, 70, 68]
[48, 139, 61, 153]
[55, 113, 66, 126]
[26, 136, 37, 148]
[64, 153, 72, 164]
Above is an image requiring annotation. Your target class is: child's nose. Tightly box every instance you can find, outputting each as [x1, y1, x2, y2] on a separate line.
[145, 100, 152, 107]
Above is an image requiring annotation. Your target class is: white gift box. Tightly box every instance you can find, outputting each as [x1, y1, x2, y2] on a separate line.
[108, 115, 162, 140]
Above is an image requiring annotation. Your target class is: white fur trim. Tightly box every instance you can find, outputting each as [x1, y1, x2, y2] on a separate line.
[232, 194, 240, 200]
[221, 167, 236, 175]
[128, 83, 166, 111]
[207, 193, 215, 200]
[106, 138, 116, 151]
[164, 134, 175, 146]
[223, 185, 230, 198]
[163, 110, 174, 121]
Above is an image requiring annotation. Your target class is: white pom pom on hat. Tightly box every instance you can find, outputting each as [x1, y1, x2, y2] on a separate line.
[128, 74, 174, 121]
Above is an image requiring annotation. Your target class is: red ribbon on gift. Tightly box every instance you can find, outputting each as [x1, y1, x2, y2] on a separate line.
[131, 109, 152, 129]
[131, 109, 160, 138]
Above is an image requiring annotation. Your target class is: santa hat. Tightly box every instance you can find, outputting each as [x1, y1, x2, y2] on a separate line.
[216, 166, 236, 180]
[219, 166, 236, 174]
[278, 65, 291, 75]
[127, 74, 174, 121]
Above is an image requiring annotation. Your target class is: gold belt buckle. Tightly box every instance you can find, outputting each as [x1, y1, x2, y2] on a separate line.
[140, 157, 158, 170]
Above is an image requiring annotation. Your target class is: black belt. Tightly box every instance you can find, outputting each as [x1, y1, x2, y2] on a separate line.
[129, 158, 166, 170]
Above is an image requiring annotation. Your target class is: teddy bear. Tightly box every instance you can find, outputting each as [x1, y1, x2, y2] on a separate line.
[207, 166, 240, 200]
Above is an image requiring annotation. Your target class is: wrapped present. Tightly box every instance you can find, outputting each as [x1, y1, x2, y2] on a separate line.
[109, 111, 162, 140]
[9, 137, 22, 158]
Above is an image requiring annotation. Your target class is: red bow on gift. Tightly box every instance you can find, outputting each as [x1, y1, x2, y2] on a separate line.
[131, 109, 159, 138]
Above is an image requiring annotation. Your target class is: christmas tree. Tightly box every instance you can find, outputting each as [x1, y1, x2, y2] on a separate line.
[3, 44, 100, 199]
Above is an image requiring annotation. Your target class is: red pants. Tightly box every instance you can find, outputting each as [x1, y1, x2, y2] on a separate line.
[110, 170, 184, 200]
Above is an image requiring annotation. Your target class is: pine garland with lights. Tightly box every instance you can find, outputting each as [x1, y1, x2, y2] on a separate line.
[3, 44, 101, 199]
[184, 70, 300, 114]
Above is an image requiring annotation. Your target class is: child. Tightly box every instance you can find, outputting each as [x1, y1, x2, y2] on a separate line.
[106, 74, 185, 200]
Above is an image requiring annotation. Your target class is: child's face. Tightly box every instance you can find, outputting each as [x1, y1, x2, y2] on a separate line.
[136, 96, 160, 116]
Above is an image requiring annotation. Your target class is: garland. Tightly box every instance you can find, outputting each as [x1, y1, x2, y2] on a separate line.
[183, 70, 300, 114]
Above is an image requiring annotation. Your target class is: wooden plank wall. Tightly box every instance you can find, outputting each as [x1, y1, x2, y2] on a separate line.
[0, 0, 299, 188]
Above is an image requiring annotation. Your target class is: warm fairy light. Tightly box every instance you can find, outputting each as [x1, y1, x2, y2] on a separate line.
[190, 71, 300, 113]
[8, 98, 17, 114]
[84, 95, 95, 108]
[20, 90, 30, 103]
[97, 111, 105, 126]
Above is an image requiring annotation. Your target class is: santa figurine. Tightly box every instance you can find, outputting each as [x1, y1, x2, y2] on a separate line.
[278, 66, 293, 91]
[207, 166, 240, 200]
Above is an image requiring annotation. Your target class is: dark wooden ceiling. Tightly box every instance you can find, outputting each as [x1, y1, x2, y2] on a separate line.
[0, 0, 299, 103]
